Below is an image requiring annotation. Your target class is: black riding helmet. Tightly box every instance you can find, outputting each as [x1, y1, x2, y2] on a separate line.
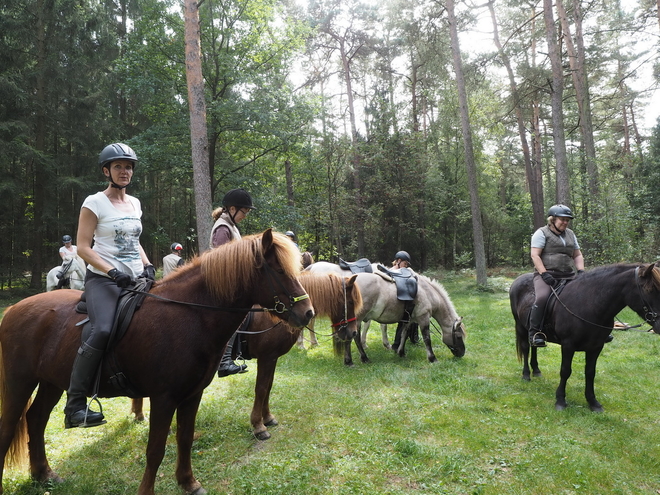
[547, 204, 574, 219]
[62, 235, 72, 243]
[99, 143, 138, 189]
[222, 188, 256, 210]
[394, 250, 411, 263]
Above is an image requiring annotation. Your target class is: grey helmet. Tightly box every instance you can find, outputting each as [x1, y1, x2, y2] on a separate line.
[285, 231, 295, 239]
[62, 235, 72, 243]
[99, 143, 138, 170]
[547, 204, 574, 219]
[394, 250, 411, 263]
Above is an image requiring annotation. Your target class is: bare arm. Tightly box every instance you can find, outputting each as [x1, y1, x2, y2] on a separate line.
[530, 247, 547, 273]
[573, 250, 584, 271]
[76, 207, 115, 274]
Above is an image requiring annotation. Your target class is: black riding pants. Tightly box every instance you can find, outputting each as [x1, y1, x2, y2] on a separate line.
[83, 270, 124, 350]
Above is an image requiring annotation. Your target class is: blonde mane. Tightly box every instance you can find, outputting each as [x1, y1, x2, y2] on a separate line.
[299, 271, 363, 317]
[200, 231, 303, 302]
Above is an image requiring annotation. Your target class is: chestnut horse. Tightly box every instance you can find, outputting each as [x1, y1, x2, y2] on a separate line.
[132, 271, 362, 440]
[510, 263, 660, 412]
[0, 229, 314, 495]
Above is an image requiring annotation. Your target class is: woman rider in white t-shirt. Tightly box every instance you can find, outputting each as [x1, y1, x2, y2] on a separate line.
[64, 143, 155, 429]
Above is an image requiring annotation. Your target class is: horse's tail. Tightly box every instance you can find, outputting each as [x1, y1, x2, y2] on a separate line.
[0, 324, 31, 470]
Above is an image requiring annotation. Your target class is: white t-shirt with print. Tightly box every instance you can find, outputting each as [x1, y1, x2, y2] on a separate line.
[81, 191, 144, 278]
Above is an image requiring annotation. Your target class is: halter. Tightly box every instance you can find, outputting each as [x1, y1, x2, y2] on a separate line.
[262, 261, 310, 314]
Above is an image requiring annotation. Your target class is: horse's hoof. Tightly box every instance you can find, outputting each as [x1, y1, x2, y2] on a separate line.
[264, 418, 278, 427]
[590, 403, 604, 413]
[532, 371, 542, 377]
[522, 375, 531, 382]
[555, 403, 567, 411]
[188, 487, 207, 495]
[254, 430, 271, 441]
[428, 356, 437, 363]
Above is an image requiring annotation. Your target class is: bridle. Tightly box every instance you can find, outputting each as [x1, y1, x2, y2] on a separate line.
[330, 277, 357, 339]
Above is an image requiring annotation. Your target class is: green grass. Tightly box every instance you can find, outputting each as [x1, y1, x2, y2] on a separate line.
[3, 270, 660, 494]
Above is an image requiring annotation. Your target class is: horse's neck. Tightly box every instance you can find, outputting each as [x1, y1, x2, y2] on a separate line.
[424, 280, 458, 327]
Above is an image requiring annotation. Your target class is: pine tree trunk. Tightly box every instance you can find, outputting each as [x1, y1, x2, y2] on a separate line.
[447, 0, 487, 286]
[183, 0, 212, 253]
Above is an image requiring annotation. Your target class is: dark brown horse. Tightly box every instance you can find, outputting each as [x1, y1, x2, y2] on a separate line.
[510, 263, 660, 412]
[0, 229, 314, 495]
[132, 271, 362, 440]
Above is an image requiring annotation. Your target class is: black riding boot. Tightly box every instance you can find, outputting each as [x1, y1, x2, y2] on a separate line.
[528, 304, 547, 347]
[64, 343, 106, 428]
[392, 322, 405, 351]
[408, 323, 420, 344]
[217, 337, 247, 377]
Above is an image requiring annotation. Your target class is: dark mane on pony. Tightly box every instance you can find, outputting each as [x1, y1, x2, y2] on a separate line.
[299, 271, 363, 318]
[200, 231, 302, 302]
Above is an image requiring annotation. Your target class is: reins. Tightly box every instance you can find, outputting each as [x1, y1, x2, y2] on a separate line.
[548, 267, 658, 332]
[121, 259, 309, 315]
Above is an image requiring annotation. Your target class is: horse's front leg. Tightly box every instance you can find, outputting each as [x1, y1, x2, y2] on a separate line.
[353, 331, 370, 364]
[420, 324, 437, 363]
[252, 358, 278, 440]
[555, 346, 575, 411]
[343, 340, 354, 366]
[380, 323, 391, 349]
[138, 396, 178, 495]
[584, 347, 604, 412]
[131, 398, 146, 421]
[174, 392, 206, 495]
[530, 346, 541, 377]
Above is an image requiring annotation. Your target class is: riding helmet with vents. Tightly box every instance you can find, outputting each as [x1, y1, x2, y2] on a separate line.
[547, 204, 574, 219]
[98, 143, 138, 170]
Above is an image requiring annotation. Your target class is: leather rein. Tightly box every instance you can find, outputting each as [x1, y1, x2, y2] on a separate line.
[548, 266, 658, 332]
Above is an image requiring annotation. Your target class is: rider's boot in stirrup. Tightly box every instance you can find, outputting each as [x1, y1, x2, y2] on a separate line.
[64, 343, 106, 428]
[528, 304, 547, 347]
[217, 339, 247, 377]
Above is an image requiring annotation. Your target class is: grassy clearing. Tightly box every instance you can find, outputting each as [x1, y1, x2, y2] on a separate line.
[3, 270, 660, 494]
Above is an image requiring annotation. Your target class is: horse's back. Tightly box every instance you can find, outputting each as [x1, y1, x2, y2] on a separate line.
[1, 290, 81, 340]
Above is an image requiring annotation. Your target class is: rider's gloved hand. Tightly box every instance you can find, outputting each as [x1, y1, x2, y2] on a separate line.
[108, 268, 132, 288]
[541, 272, 557, 287]
[141, 264, 156, 281]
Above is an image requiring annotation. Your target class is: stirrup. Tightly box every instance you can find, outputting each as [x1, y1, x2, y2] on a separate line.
[69, 396, 107, 428]
[530, 331, 547, 347]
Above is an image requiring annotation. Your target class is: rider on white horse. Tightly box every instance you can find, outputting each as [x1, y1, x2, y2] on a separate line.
[388, 251, 420, 349]
[57, 235, 78, 289]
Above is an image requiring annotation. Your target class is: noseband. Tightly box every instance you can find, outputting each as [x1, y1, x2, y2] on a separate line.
[262, 261, 309, 314]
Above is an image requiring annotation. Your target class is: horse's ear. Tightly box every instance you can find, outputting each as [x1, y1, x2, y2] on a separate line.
[347, 274, 358, 287]
[641, 263, 655, 278]
[261, 228, 274, 252]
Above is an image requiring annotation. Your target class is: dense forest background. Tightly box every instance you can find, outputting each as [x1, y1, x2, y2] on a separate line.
[1, 0, 659, 290]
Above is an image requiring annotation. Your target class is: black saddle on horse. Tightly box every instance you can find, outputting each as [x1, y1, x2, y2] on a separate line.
[75, 277, 154, 397]
[338, 258, 373, 274]
[377, 265, 418, 301]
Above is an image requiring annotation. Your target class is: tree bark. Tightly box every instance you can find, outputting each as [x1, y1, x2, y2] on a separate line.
[557, 0, 599, 203]
[184, 0, 213, 253]
[488, 1, 544, 229]
[543, 0, 571, 204]
[446, 0, 487, 286]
